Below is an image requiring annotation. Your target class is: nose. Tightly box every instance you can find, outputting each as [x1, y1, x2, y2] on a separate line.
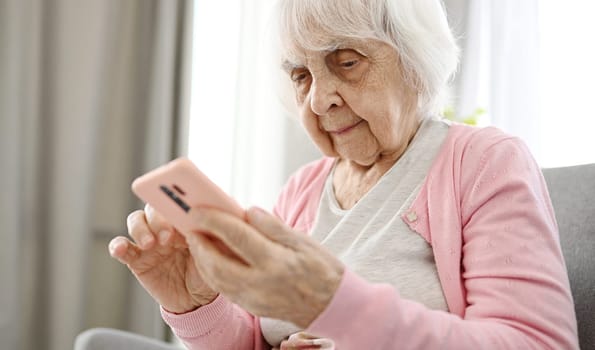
[309, 75, 343, 115]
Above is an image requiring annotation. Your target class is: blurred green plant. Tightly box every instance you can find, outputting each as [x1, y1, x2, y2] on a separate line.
[443, 106, 486, 126]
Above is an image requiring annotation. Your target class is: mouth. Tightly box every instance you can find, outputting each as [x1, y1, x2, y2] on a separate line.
[327, 120, 365, 135]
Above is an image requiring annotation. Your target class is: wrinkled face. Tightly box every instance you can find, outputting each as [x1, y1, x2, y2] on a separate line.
[283, 39, 420, 166]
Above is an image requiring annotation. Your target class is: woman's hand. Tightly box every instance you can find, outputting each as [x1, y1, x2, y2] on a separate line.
[276, 332, 335, 350]
[180, 206, 345, 328]
[108, 204, 218, 314]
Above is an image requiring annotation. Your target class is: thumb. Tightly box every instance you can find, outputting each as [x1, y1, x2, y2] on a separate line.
[246, 206, 301, 247]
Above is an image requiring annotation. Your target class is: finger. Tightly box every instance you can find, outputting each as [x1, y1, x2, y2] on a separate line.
[144, 204, 175, 244]
[186, 207, 272, 265]
[246, 206, 301, 248]
[127, 210, 156, 249]
[280, 339, 322, 350]
[185, 230, 247, 288]
[108, 236, 141, 265]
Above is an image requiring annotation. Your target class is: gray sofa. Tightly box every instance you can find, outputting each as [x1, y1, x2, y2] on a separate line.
[543, 163, 595, 350]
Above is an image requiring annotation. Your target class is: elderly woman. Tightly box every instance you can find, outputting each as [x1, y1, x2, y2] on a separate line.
[108, 0, 578, 349]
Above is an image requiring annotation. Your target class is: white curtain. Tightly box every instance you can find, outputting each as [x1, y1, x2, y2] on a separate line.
[188, 0, 321, 210]
[447, 0, 595, 167]
[537, 1, 595, 167]
[0, 1, 192, 349]
[445, 0, 541, 160]
[230, 0, 322, 208]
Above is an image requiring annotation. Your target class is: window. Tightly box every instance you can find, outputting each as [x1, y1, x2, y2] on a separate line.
[187, 1, 288, 208]
[187, 0, 241, 193]
[538, 1, 595, 167]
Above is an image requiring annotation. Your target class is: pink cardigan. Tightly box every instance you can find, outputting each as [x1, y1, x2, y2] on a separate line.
[162, 124, 578, 349]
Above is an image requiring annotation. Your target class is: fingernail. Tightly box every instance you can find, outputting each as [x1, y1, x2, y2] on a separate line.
[158, 230, 171, 245]
[108, 241, 117, 255]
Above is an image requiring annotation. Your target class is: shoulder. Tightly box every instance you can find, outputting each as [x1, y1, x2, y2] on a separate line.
[273, 157, 335, 230]
[447, 124, 536, 177]
[440, 123, 533, 177]
[283, 157, 336, 195]
[448, 123, 519, 154]
[442, 124, 547, 220]
[421, 123, 541, 223]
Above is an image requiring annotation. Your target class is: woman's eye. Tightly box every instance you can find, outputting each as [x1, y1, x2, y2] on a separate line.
[340, 60, 359, 69]
[292, 73, 306, 82]
[291, 70, 309, 83]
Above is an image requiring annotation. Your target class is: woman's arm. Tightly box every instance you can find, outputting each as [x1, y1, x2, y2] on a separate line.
[161, 294, 268, 350]
[303, 136, 578, 349]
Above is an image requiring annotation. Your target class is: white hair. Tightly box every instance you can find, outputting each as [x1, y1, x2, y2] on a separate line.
[274, 0, 459, 117]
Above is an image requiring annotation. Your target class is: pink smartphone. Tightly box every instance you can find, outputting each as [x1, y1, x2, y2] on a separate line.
[131, 157, 245, 232]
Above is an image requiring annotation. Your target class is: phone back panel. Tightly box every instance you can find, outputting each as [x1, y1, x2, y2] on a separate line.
[132, 158, 244, 232]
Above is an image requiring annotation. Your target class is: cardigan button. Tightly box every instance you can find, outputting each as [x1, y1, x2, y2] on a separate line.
[406, 210, 418, 222]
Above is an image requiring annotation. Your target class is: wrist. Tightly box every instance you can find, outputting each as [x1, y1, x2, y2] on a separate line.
[163, 292, 219, 315]
[162, 304, 200, 315]
[194, 291, 219, 308]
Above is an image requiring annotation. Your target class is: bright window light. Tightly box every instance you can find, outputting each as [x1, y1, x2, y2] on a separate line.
[539, 1, 595, 167]
[187, 0, 241, 193]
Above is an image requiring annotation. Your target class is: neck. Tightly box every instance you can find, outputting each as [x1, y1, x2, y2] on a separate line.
[346, 117, 422, 175]
[332, 117, 422, 209]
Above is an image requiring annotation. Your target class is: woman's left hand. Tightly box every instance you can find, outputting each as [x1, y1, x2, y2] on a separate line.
[180, 206, 344, 328]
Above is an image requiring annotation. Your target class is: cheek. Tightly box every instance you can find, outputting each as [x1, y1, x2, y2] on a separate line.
[300, 109, 337, 157]
[370, 110, 415, 150]
[367, 89, 406, 125]
[351, 106, 397, 150]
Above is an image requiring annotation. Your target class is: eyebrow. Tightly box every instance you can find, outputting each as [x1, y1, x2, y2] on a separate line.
[281, 60, 300, 73]
[280, 41, 368, 72]
[280, 48, 336, 73]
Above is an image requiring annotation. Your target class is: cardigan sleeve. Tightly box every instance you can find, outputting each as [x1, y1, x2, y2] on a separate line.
[303, 134, 577, 349]
[161, 294, 268, 350]
[456, 135, 578, 348]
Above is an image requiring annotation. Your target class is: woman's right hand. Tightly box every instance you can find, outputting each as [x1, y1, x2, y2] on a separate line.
[109, 204, 218, 314]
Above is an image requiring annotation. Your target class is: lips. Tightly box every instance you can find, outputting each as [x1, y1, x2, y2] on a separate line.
[326, 119, 364, 135]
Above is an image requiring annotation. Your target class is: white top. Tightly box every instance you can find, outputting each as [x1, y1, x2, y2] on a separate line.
[261, 118, 451, 346]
